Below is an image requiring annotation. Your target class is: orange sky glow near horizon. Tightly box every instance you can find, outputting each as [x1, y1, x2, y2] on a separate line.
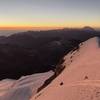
[0, 20, 100, 30]
[0, 0, 100, 30]
[0, 24, 99, 30]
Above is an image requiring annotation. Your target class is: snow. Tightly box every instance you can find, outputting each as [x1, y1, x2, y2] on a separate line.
[0, 79, 15, 97]
[0, 71, 54, 100]
[31, 37, 100, 100]
[0, 37, 100, 100]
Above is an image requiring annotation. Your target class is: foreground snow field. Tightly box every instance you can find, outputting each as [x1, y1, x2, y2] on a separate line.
[0, 71, 54, 100]
[31, 37, 100, 100]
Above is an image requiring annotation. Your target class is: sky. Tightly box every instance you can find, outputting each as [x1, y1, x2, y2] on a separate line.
[0, 0, 100, 30]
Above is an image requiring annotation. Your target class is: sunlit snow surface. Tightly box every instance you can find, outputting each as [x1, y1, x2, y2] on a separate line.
[31, 37, 100, 100]
[0, 71, 54, 100]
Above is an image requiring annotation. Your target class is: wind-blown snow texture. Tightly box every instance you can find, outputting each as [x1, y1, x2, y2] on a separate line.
[0, 71, 54, 100]
[31, 37, 100, 100]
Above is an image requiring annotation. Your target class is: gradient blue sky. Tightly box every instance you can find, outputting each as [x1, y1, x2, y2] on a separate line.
[0, 0, 100, 29]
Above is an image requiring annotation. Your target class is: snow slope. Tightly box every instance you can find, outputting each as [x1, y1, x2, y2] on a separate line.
[0, 71, 54, 100]
[31, 37, 100, 100]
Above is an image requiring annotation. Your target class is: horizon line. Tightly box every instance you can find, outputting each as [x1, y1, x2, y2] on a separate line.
[0, 26, 99, 31]
[0, 26, 66, 30]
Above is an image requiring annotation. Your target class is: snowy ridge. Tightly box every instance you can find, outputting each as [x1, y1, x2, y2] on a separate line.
[0, 37, 100, 100]
[31, 37, 100, 100]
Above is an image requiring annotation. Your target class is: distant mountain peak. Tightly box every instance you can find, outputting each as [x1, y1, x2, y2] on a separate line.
[82, 26, 95, 32]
